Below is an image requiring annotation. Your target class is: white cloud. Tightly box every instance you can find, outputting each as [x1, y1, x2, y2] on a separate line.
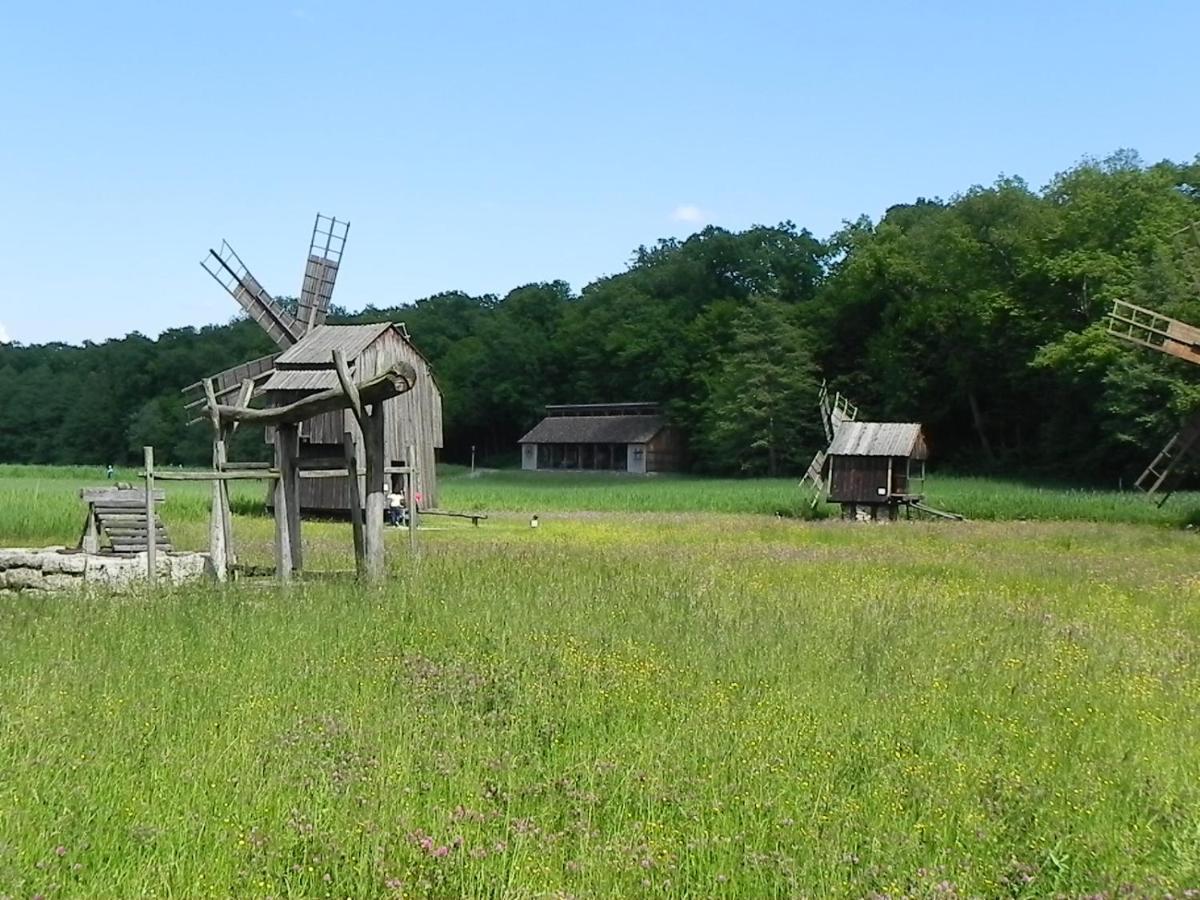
[670, 204, 709, 225]
[0, 322, 9, 344]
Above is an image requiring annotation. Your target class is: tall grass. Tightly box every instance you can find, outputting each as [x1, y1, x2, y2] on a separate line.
[0, 517, 1198, 895]
[1, 466, 1199, 548]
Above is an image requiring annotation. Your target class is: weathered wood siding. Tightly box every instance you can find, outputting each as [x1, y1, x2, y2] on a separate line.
[828, 456, 895, 504]
[646, 427, 683, 472]
[268, 326, 444, 513]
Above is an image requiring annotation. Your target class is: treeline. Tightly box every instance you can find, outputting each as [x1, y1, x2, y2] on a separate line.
[2, 150, 1200, 480]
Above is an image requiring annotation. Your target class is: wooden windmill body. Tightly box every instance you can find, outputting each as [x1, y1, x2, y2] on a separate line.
[799, 384, 933, 520]
[187, 214, 444, 511]
[1107, 299, 1200, 504]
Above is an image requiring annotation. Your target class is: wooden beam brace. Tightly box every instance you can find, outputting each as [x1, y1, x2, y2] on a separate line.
[207, 362, 416, 428]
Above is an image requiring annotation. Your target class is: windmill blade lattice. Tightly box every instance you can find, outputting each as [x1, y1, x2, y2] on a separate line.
[202, 241, 302, 349]
[296, 214, 349, 333]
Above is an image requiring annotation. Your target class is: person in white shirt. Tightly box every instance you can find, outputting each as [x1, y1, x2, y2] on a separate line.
[387, 486, 406, 527]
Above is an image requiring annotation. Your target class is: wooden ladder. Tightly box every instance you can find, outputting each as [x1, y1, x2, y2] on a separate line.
[79, 487, 172, 555]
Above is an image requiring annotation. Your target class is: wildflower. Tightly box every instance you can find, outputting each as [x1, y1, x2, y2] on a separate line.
[55, 846, 67, 857]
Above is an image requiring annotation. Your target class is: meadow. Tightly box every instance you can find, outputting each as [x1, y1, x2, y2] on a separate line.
[0, 466, 1199, 896]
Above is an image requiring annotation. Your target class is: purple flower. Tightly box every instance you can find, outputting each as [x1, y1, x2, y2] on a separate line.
[55, 846, 68, 857]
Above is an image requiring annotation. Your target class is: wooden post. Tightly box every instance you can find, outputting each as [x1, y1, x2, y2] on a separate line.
[209, 449, 228, 582]
[334, 351, 369, 578]
[407, 442, 419, 556]
[363, 403, 387, 581]
[82, 507, 100, 554]
[204, 379, 234, 581]
[143, 445, 157, 586]
[344, 428, 365, 576]
[274, 424, 301, 582]
[209, 431, 230, 582]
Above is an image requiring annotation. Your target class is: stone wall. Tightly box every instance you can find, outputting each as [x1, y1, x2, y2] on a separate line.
[0, 548, 212, 594]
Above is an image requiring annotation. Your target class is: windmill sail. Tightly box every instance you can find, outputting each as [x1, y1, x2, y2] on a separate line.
[1107, 300, 1200, 366]
[804, 385, 859, 503]
[1133, 409, 1200, 505]
[296, 214, 349, 334]
[1107, 300, 1200, 503]
[181, 352, 280, 415]
[202, 241, 302, 349]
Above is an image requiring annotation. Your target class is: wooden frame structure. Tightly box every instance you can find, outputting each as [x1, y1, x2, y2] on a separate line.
[148, 352, 421, 584]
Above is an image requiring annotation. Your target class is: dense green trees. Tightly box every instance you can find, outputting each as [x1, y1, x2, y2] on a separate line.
[2, 151, 1198, 480]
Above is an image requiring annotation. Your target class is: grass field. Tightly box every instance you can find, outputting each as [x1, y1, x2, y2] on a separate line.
[3, 464, 1200, 548]
[1, 466, 1199, 896]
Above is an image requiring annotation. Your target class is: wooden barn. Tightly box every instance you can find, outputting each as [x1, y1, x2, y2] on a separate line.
[519, 403, 682, 473]
[826, 422, 928, 520]
[260, 323, 443, 512]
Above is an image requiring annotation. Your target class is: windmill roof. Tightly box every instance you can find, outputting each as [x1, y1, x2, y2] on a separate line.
[260, 370, 342, 392]
[274, 323, 394, 365]
[828, 422, 927, 458]
[519, 414, 668, 444]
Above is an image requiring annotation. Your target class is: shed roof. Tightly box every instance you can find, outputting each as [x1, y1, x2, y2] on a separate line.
[275, 323, 393, 366]
[519, 414, 668, 444]
[827, 422, 927, 458]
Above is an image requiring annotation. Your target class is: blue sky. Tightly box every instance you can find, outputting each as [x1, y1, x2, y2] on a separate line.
[1, 0, 1197, 346]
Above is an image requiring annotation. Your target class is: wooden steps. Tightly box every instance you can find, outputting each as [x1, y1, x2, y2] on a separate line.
[79, 487, 173, 555]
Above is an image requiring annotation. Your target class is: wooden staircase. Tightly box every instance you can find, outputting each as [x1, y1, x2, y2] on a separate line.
[79, 487, 173, 555]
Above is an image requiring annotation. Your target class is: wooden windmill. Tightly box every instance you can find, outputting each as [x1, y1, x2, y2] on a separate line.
[799, 383, 950, 520]
[197, 213, 350, 404]
[1107, 299, 1200, 504]
[186, 214, 444, 513]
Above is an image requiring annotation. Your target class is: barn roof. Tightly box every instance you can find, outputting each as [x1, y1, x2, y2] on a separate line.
[828, 422, 927, 458]
[519, 414, 668, 444]
[274, 323, 394, 366]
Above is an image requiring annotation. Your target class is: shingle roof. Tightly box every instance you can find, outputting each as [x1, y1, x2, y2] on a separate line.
[827, 422, 927, 458]
[519, 415, 667, 444]
[260, 369, 340, 392]
[274, 323, 394, 365]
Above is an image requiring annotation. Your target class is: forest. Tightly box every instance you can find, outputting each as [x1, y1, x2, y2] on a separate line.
[2, 150, 1199, 481]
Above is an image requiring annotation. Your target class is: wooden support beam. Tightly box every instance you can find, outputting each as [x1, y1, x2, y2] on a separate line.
[344, 430, 365, 577]
[332, 349, 364, 424]
[363, 403, 386, 581]
[407, 442, 419, 557]
[205, 379, 230, 583]
[210, 434, 231, 582]
[207, 362, 416, 428]
[143, 446, 156, 587]
[274, 425, 300, 582]
[231, 378, 255, 433]
[154, 470, 280, 481]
